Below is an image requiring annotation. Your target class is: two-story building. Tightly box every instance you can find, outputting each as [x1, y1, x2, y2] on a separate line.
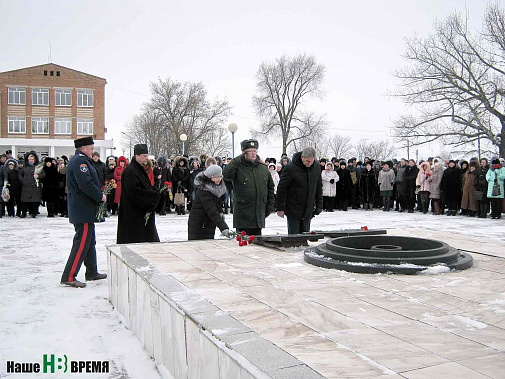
[0, 63, 114, 159]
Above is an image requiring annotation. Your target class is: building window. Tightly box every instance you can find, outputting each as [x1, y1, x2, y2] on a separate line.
[54, 118, 72, 134]
[8, 87, 26, 105]
[55, 89, 72, 106]
[77, 118, 93, 135]
[32, 117, 49, 134]
[32, 88, 49, 106]
[8, 116, 26, 133]
[77, 90, 93, 107]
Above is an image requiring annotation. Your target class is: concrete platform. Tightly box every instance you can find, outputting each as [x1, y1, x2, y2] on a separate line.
[107, 230, 505, 378]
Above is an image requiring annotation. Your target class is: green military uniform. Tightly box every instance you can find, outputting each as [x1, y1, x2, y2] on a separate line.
[223, 154, 275, 231]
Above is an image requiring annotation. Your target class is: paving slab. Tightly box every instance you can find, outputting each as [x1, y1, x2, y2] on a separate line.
[112, 229, 505, 378]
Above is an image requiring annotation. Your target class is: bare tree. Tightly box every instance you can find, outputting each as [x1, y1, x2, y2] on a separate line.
[354, 139, 397, 161]
[253, 54, 326, 155]
[325, 134, 353, 159]
[391, 5, 505, 158]
[126, 78, 232, 157]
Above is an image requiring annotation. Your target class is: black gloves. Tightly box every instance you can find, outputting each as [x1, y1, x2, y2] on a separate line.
[314, 208, 322, 216]
[330, 179, 335, 184]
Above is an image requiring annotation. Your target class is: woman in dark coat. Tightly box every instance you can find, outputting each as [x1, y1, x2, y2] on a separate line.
[116, 153, 161, 244]
[41, 157, 59, 217]
[403, 159, 419, 213]
[172, 156, 190, 215]
[56, 158, 67, 217]
[335, 161, 353, 211]
[188, 165, 229, 240]
[359, 162, 375, 210]
[154, 156, 172, 215]
[5, 159, 22, 217]
[19, 151, 45, 218]
[441, 160, 462, 216]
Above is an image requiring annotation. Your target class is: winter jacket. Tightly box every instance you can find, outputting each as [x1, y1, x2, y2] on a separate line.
[429, 164, 443, 199]
[188, 173, 229, 240]
[404, 164, 419, 195]
[359, 168, 375, 203]
[5, 159, 21, 198]
[461, 169, 478, 211]
[378, 168, 395, 192]
[486, 167, 505, 199]
[19, 152, 45, 203]
[66, 150, 103, 224]
[93, 159, 107, 187]
[475, 165, 489, 194]
[415, 162, 431, 193]
[441, 166, 462, 204]
[114, 156, 128, 204]
[117, 158, 161, 244]
[173, 157, 190, 194]
[276, 152, 323, 220]
[223, 153, 275, 229]
[269, 169, 280, 194]
[336, 167, 353, 199]
[41, 161, 59, 202]
[321, 169, 339, 197]
[396, 165, 407, 183]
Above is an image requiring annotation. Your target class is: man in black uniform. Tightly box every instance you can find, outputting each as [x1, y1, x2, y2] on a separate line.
[61, 137, 107, 288]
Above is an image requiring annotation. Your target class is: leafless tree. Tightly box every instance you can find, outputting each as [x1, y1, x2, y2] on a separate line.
[126, 78, 232, 158]
[324, 134, 354, 159]
[354, 139, 397, 161]
[253, 54, 326, 155]
[391, 4, 505, 158]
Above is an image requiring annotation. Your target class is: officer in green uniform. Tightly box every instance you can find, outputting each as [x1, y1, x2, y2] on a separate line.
[223, 139, 275, 236]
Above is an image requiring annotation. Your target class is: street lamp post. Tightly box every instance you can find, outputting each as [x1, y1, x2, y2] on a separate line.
[122, 131, 133, 159]
[228, 123, 238, 157]
[180, 133, 187, 155]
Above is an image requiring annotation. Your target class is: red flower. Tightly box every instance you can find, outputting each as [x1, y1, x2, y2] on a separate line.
[364, 226, 368, 231]
[165, 181, 170, 186]
[241, 231, 247, 236]
[239, 241, 244, 246]
[248, 236, 255, 243]
[243, 240, 248, 246]
[236, 236, 241, 241]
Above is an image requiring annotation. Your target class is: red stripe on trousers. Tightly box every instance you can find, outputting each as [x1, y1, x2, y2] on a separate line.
[68, 223, 89, 282]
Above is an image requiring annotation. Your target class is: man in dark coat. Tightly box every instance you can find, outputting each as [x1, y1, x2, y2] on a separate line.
[276, 147, 323, 234]
[223, 139, 275, 236]
[61, 137, 107, 288]
[91, 151, 106, 187]
[117, 144, 161, 244]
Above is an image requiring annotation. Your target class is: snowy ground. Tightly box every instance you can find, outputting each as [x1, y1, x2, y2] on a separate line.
[1, 206, 504, 378]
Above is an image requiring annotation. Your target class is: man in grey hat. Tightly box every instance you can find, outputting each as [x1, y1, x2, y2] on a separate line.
[223, 139, 275, 236]
[61, 137, 107, 288]
[117, 144, 161, 243]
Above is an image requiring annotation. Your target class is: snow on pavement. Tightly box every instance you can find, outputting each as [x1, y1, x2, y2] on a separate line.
[1, 207, 503, 378]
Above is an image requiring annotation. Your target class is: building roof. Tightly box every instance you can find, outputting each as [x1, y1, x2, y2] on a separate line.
[0, 63, 106, 82]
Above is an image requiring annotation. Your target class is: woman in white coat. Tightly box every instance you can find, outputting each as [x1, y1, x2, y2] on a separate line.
[321, 162, 339, 212]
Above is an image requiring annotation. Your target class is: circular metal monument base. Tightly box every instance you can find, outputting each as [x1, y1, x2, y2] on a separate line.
[304, 235, 473, 274]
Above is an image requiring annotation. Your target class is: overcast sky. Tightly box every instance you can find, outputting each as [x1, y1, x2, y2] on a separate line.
[0, 0, 491, 160]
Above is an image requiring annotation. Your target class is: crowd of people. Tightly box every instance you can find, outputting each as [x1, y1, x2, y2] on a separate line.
[1, 147, 505, 222]
[1, 138, 503, 288]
